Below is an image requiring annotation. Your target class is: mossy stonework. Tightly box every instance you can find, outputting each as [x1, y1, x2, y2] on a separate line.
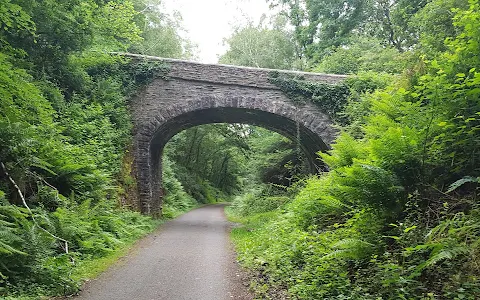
[128, 55, 346, 215]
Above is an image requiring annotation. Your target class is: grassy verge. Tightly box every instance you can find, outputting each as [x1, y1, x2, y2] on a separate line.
[69, 219, 165, 284]
[225, 206, 288, 299]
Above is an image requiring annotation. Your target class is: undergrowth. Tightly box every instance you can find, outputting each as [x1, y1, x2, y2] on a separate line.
[228, 1, 480, 298]
[0, 1, 192, 297]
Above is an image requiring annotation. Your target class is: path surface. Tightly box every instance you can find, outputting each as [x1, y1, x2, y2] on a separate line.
[75, 204, 252, 300]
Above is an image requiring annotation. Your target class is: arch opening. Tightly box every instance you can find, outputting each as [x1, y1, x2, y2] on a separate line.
[141, 106, 332, 216]
[162, 123, 312, 207]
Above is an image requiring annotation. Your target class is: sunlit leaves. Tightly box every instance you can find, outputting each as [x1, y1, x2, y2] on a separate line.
[92, 1, 142, 51]
[0, 0, 34, 54]
[219, 22, 296, 69]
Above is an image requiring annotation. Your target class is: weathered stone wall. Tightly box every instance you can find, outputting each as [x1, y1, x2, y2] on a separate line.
[128, 55, 346, 215]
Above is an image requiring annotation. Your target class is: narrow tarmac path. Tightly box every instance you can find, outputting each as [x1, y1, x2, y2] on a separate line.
[75, 204, 252, 300]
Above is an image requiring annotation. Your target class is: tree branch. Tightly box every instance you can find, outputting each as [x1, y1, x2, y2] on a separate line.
[0, 161, 71, 255]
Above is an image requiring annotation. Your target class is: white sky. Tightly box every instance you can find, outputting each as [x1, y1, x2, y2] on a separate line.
[163, 0, 271, 63]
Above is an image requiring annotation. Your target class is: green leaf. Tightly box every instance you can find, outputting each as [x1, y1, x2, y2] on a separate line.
[383, 235, 401, 240]
[404, 225, 417, 233]
[446, 177, 480, 193]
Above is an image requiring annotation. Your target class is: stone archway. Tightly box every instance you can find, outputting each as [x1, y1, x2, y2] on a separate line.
[129, 56, 346, 215]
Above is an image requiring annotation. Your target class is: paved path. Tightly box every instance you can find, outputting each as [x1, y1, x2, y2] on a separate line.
[75, 204, 252, 300]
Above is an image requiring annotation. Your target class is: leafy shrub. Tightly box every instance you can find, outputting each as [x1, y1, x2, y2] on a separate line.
[229, 2, 480, 299]
[230, 189, 289, 216]
[314, 37, 406, 74]
[161, 157, 196, 218]
[0, 196, 157, 297]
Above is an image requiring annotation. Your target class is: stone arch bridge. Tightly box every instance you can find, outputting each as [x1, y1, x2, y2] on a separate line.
[128, 55, 346, 215]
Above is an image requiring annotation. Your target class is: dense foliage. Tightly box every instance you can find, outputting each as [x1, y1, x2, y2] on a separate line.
[0, 0, 194, 297]
[219, 16, 297, 69]
[269, 0, 468, 63]
[164, 124, 310, 204]
[227, 0, 480, 299]
[269, 71, 391, 122]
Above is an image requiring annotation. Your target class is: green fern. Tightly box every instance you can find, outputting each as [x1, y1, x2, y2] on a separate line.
[425, 246, 469, 267]
[0, 240, 26, 255]
[0, 223, 26, 255]
[322, 238, 374, 260]
[334, 238, 374, 248]
[409, 209, 480, 279]
[446, 176, 480, 193]
[319, 195, 351, 209]
[0, 213, 27, 255]
[321, 249, 354, 260]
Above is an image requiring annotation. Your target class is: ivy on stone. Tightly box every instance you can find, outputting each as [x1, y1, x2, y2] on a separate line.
[268, 71, 350, 122]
